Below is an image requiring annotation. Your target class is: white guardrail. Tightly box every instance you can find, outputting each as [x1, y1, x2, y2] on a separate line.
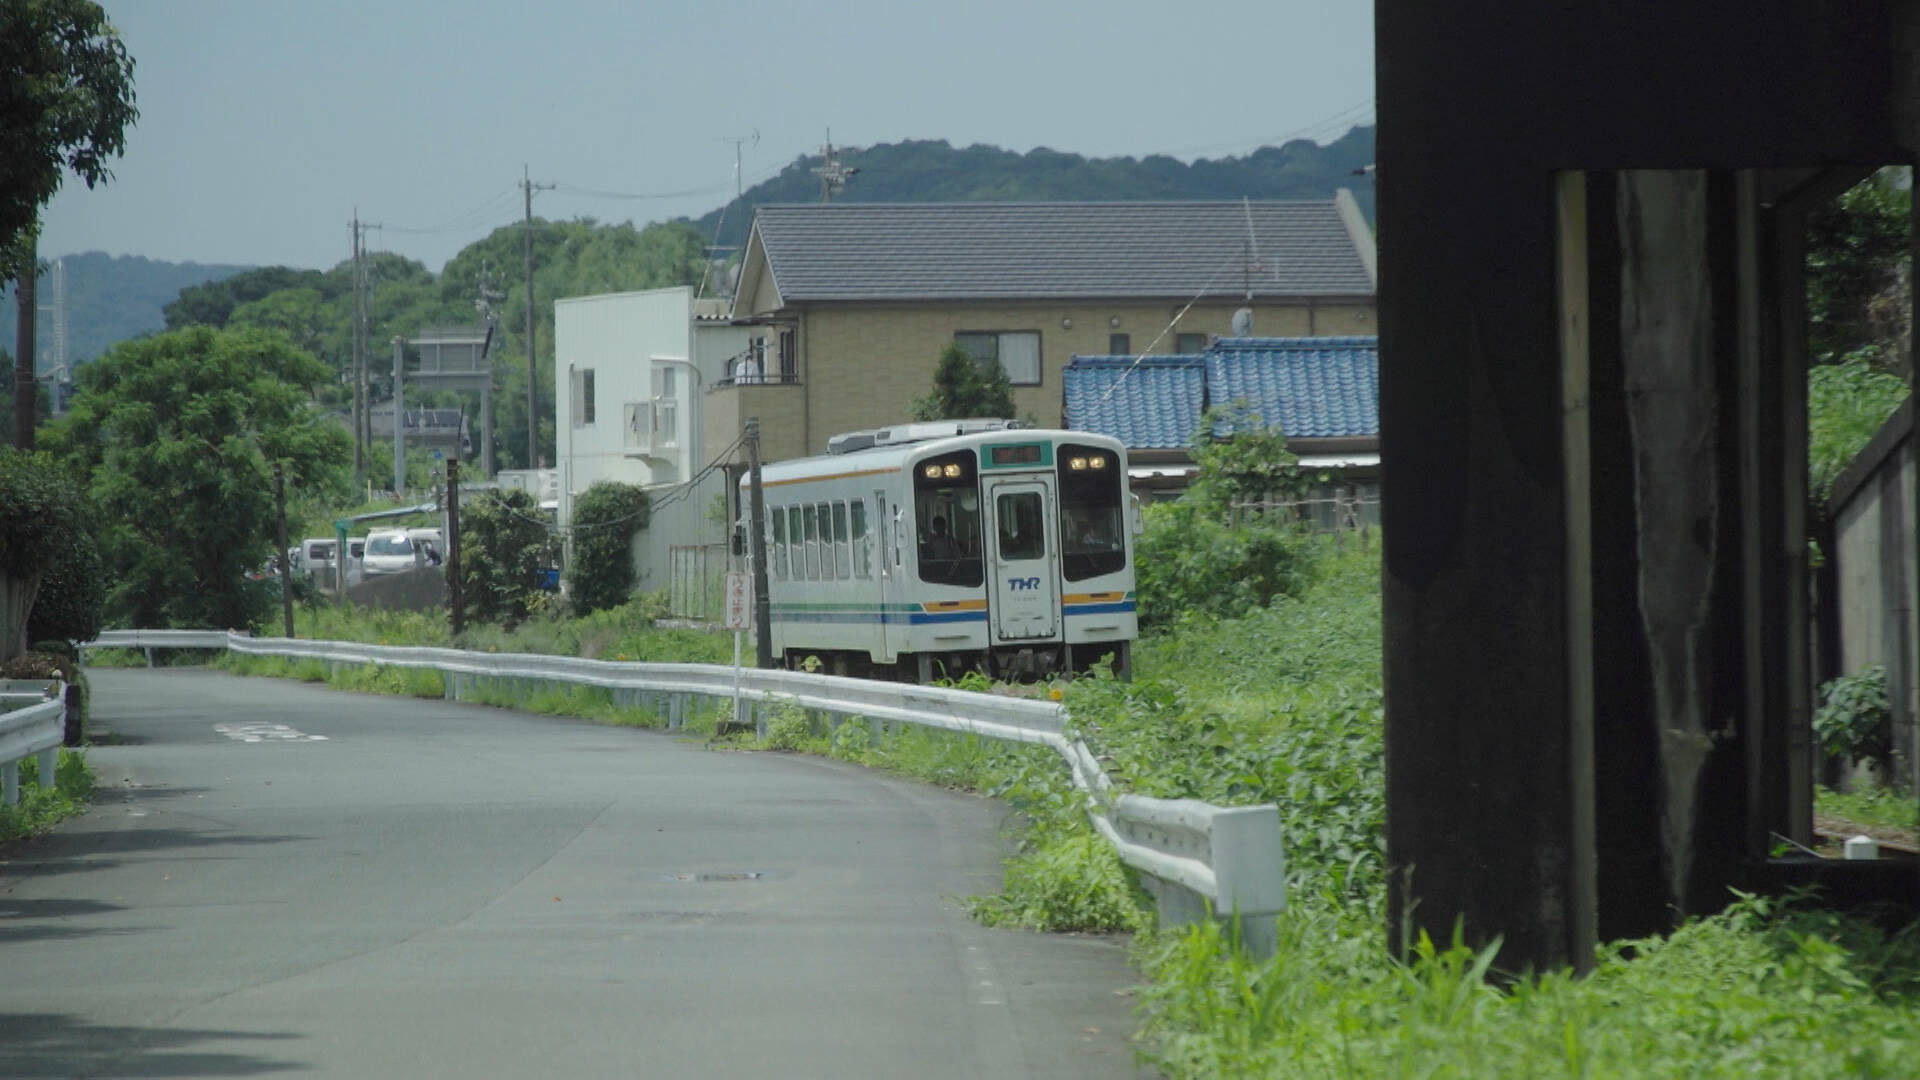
[0, 680, 66, 808]
[84, 628, 1286, 952]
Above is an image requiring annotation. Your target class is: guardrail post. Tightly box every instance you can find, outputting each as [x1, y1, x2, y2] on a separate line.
[35, 747, 57, 792]
[1210, 806, 1288, 959]
[1, 761, 16, 806]
[754, 700, 769, 740]
[144, 647, 154, 668]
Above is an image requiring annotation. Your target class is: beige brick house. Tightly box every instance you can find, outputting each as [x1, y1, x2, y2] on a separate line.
[706, 194, 1377, 466]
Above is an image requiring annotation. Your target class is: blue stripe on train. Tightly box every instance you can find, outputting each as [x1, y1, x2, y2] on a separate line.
[770, 610, 990, 625]
[1064, 602, 1137, 616]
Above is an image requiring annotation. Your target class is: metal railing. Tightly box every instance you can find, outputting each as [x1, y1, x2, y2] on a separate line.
[0, 680, 66, 807]
[84, 629, 1286, 952]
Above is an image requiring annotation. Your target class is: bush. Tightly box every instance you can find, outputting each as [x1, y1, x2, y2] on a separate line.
[454, 488, 559, 628]
[565, 481, 650, 615]
[1814, 664, 1892, 766]
[1133, 500, 1316, 633]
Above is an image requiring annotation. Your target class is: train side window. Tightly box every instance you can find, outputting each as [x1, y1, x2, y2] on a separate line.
[787, 507, 803, 581]
[771, 505, 787, 581]
[802, 504, 819, 580]
[832, 502, 851, 579]
[851, 500, 869, 578]
[816, 503, 832, 579]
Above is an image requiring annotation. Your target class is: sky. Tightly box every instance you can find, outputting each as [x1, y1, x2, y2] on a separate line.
[39, 0, 1376, 275]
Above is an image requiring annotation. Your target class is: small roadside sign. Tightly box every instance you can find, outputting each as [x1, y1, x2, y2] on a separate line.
[723, 571, 752, 630]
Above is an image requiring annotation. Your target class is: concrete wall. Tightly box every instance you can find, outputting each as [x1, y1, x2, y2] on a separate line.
[1832, 427, 1918, 792]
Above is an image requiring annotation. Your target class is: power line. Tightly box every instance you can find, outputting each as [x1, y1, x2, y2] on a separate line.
[378, 188, 520, 235]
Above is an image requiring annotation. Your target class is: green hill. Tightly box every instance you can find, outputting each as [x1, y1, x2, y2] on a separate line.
[689, 127, 1376, 251]
[0, 251, 252, 373]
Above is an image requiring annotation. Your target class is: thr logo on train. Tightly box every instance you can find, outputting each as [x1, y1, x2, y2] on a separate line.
[1008, 577, 1042, 591]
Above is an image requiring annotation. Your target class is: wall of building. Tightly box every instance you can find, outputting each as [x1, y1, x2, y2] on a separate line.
[713, 299, 1373, 462]
[555, 289, 694, 519]
[1833, 434, 1918, 792]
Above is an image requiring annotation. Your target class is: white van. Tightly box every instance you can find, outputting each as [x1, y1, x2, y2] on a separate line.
[361, 529, 419, 576]
[298, 538, 337, 575]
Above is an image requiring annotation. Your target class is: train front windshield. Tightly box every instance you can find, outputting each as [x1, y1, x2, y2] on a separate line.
[1058, 443, 1126, 581]
[914, 449, 983, 586]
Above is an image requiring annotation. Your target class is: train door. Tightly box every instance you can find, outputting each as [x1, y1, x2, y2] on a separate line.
[986, 478, 1060, 640]
[876, 491, 908, 663]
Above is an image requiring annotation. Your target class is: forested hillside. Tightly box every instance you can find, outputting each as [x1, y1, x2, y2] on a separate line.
[0, 251, 250, 370]
[689, 128, 1377, 250]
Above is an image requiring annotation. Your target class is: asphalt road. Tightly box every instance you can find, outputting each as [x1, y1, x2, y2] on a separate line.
[0, 668, 1149, 1079]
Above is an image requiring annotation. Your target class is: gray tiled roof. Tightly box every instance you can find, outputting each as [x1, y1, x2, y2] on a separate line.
[751, 201, 1374, 302]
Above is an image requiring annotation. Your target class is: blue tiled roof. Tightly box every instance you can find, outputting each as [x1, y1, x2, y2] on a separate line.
[1063, 336, 1378, 449]
[1205, 337, 1378, 440]
[1061, 356, 1207, 450]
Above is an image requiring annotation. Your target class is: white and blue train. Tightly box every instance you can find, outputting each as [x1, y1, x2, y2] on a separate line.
[745, 420, 1136, 681]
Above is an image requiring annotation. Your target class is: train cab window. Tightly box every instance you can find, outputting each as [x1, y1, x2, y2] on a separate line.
[802, 504, 820, 580]
[832, 502, 851, 579]
[772, 506, 788, 580]
[851, 500, 870, 578]
[914, 449, 984, 587]
[996, 492, 1046, 560]
[1058, 442, 1127, 581]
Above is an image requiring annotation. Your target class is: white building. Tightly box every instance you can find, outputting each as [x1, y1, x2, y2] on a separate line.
[554, 287, 754, 597]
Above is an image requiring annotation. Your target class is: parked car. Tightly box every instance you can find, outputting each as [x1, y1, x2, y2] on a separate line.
[361, 529, 420, 576]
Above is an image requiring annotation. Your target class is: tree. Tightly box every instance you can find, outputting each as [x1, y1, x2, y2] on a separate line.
[910, 342, 1016, 421]
[42, 326, 351, 631]
[453, 488, 558, 628]
[1806, 168, 1911, 372]
[0, 448, 94, 661]
[565, 482, 651, 615]
[0, 0, 138, 279]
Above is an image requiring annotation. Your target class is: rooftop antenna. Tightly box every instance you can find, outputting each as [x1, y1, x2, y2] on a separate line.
[811, 129, 858, 202]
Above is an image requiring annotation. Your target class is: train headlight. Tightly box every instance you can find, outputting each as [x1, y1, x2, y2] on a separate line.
[923, 465, 942, 479]
[942, 463, 962, 478]
[1068, 456, 1087, 470]
[1090, 456, 1107, 469]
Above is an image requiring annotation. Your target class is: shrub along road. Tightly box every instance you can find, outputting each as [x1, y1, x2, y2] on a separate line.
[0, 668, 1147, 1078]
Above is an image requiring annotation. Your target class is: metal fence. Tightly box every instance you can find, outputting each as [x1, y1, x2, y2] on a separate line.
[1228, 488, 1380, 545]
[668, 543, 731, 620]
[0, 681, 65, 807]
[84, 628, 1287, 954]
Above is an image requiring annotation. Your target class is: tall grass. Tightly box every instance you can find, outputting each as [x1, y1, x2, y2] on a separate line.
[0, 749, 93, 844]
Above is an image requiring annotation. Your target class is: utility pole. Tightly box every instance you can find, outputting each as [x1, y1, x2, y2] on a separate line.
[348, 214, 382, 492]
[746, 417, 772, 667]
[273, 462, 294, 639]
[521, 165, 554, 470]
[351, 213, 364, 490]
[446, 458, 465, 637]
[12, 229, 36, 450]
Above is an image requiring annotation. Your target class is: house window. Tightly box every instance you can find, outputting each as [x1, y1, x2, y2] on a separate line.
[652, 367, 678, 448]
[572, 368, 595, 426]
[778, 328, 797, 382]
[1108, 333, 1131, 355]
[954, 330, 1041, 385]
[1174, 333, 1208, 355]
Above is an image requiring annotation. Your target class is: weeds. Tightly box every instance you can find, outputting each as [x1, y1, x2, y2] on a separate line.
[0, 749, 93, 844]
